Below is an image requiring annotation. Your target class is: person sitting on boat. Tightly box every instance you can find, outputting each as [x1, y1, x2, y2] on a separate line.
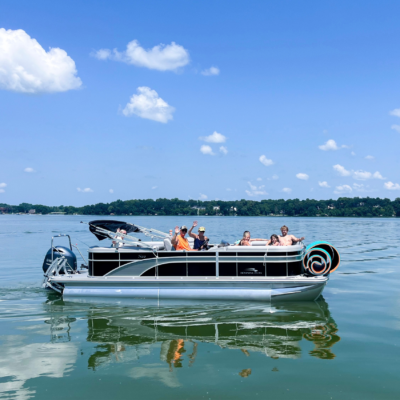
[171, 225, 197, 251]
[237, 231, 266, 246]
[112, 228, 127, 247]
[188, 221, 209, 250]
[278, 225, 305, 246]
[268, 234, 282, 246]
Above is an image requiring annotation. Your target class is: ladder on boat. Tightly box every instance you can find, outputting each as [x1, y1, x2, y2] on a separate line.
[42, 256, 75, 294]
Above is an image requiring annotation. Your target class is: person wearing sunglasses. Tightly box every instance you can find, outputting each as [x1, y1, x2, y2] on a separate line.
[171, 225, 197, 251]
[188, 221, 209, 250]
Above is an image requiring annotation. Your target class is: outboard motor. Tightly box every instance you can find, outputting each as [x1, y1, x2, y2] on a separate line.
[43, 234, 78, 273]
[42, 246, 77, 273]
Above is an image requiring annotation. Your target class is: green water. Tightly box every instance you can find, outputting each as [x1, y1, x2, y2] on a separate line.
[0, 215, 399, 399]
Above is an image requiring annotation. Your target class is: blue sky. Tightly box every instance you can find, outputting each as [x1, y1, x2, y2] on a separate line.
[1, 0, 400, 206]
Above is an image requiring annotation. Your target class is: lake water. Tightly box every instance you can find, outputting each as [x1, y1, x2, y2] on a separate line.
[0, 215, 399, 399]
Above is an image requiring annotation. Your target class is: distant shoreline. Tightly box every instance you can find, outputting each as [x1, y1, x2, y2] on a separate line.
[1, 196, 399, 218]
[1, 213, 397, 219]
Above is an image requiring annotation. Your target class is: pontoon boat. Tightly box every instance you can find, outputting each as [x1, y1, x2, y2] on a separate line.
[42, 220, 340, 302]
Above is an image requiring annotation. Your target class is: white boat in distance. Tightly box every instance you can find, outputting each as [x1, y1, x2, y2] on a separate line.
[42, 220, 340, 302]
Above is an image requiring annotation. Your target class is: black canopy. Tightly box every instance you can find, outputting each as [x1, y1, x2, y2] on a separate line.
[87, 220, 140, 241]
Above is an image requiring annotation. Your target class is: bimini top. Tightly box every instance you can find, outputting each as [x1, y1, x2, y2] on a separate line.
[87, 220, 140, 241]
[86, 220, 169, 243]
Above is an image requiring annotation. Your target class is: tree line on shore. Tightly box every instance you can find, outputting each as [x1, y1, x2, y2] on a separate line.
[1, 197, 400, 217]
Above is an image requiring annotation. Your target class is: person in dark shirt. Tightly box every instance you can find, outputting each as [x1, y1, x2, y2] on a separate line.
[188, 221, 209, 250]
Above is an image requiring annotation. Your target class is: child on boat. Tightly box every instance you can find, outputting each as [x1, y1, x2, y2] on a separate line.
[237, 231, 266, 246]
[268, 234, 282, 246]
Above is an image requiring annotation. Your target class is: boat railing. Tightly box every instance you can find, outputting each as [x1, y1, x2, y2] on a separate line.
[42, 256, 77, 293]
[51, 234, 72, 262]
[44, 256, 75, 277]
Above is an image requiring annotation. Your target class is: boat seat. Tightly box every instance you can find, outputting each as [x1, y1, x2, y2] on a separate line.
[163, 236, 194, 251]
[163, 237, 173, 251]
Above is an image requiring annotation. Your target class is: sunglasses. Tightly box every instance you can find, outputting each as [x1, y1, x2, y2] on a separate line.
[181, 229, 187, 232]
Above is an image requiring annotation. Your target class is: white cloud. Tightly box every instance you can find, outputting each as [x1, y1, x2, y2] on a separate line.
[245, 182, 267, 197]
[199, 131, 226, 143]
[0, 182, 6, 193]
[271, 174, 279, 180]
[93, 39, 189, 71]
[200, 145, 215, 155]
[109, 189, 114, 193]
[318, 181, 330, 188]
[122, 87, 174, 123]
[334, 184, 352, 194]
[256, 178, 262, 181]
[296, 173, 309, 180]
[389, 108, 400, 117]
[353, 170, 385, 180]
[391, 124, 400, 133]
[351, 151, 356, 156]
[352, 170, 372, 180]
[333, 164, 351, 176]
[319, 139, 350, 151]
[353, 183, 365, 191]
[365, 155, 374, 160]
[333, 164, 385, 180]
[152, 186, 158, 190]
[226, 188, 232, 191]
[372, 171, 385, 180]
[201, 66, 220, 76]
[24, 167, 35, 173]
[319, 139, 339, 151]
[219, 146, 228, 155]
[282, 188, 292, 193]
[259, 155, 274, 167]
[199, 193, 208, 200]
[77, 187, 93, 193]
[93, 49, 111, 60]
[0, 28, 81, 93]
[384, 181, 400, 190]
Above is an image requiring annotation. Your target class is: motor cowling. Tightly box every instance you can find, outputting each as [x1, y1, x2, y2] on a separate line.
[42, 246, 77, 273]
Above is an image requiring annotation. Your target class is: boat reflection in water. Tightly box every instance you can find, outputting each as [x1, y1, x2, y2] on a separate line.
[59, 297, 341, 371]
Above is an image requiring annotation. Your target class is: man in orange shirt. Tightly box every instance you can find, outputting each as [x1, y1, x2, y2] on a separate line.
[171, 225, 197, 251]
